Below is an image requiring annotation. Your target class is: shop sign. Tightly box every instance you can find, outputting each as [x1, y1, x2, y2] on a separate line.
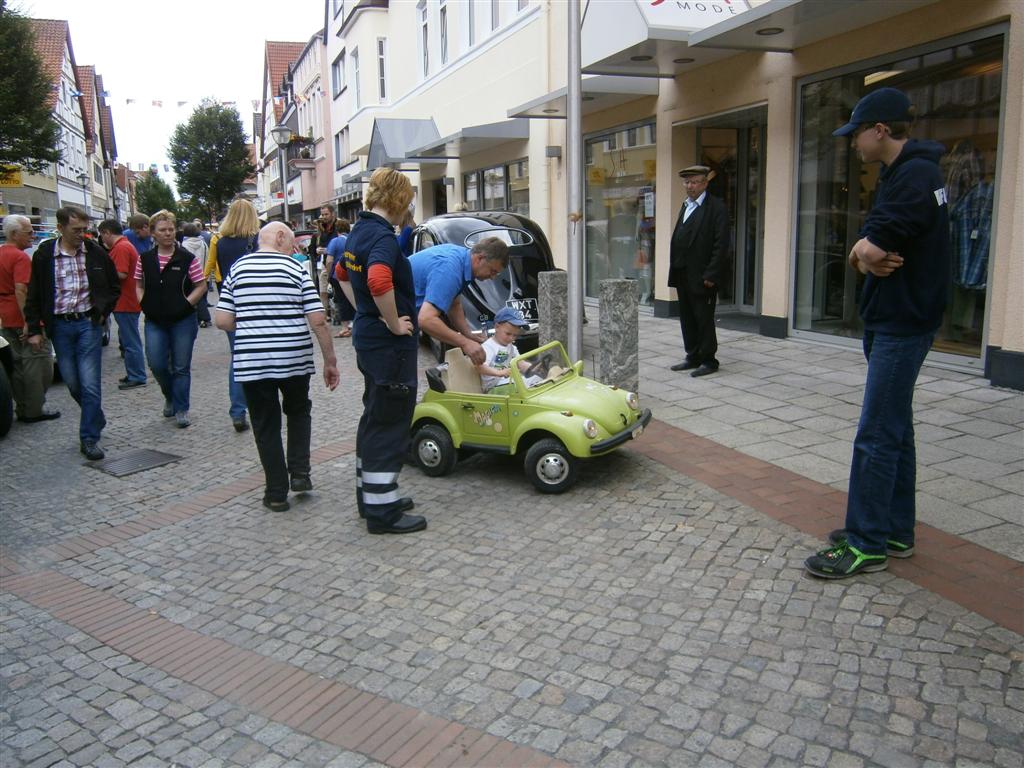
[641, 0, 750, 30]
[0, 166, 23, 187]
[588, 168, 606, 185]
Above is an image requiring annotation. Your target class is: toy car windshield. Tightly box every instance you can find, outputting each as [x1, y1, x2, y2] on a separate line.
[516, 345, 572, 389]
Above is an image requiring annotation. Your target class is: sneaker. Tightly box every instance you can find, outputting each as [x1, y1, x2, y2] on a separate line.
[80, 440, 105, 461]
[262, 497, 290, 512]
[828, 529, 914, 558]
[805, 543, 887, 579]
[175, 412, 191, 428]
[118, 380, 145, 390]
[162, 401, 174, 418]
[232, 415, 250, 433]
[290, 474, 313, 492]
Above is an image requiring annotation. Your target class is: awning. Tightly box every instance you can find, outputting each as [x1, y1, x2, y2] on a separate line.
[507, 75, 659, 120]
[688, 0, 941, 51]
[408, 119, 530, 160]
[580, 0, 753, 78]
[366, 118, 445, 168]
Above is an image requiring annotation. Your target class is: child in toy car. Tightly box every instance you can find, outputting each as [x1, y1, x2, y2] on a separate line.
[476, 307, 543, 393]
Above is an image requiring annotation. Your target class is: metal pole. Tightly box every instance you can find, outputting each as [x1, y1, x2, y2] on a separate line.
[280, 147, 290, 225]
[566, 0, 583, 362]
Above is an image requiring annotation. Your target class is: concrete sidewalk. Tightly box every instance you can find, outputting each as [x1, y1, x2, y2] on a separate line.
[582, 311, 1023, 562]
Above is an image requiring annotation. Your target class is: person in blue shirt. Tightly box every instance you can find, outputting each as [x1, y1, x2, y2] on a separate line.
[122, 213, 154, 254]
[806, 87, 950, 580]
[408, 238, 508, 365]
[325, 220, 354, 337]
[337, 168, 425, 535]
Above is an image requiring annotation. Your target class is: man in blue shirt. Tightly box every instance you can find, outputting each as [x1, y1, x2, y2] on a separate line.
[122, 213, 154, 254]
[409, 237, 508, 364]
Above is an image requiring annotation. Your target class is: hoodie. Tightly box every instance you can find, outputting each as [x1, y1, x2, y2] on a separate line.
[858, 140, 951, 336]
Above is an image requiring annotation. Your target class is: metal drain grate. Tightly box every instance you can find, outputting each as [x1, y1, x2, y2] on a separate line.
[90, 449, 183, 477]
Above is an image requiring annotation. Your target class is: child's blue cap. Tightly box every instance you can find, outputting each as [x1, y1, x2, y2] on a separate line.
[494, 307, 529, 327]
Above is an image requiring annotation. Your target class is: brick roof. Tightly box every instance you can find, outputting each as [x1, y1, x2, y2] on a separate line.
[264, 40, 305, 123]
[96, 74, 118, 160]
[75, 64, 96, 153]
[30, 19, 73, 110]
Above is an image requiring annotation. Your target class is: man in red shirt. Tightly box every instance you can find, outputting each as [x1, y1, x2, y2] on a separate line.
[0, 215, 59, 422]
[98, 219, 145, 389]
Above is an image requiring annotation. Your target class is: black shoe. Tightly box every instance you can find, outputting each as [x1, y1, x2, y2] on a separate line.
[118, 376, 129, 384]
[162, 401, 174, 418]
[18, 409, 61, 423]
[118, 380, 145, 390]
[232, 416, 250, 433]
[80, 440, 105, 461]
[358, 497, 413, 519]
[262, 497, 291, 512]
[690, 362, 719, 378]
[290, 474, 313, 493]
[367, 513, 427, 535]
[670, 359, 700, 372]
[828, 529, 914, 558]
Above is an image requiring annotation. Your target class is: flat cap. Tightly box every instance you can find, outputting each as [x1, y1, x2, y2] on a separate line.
[678, 164, 711, 178]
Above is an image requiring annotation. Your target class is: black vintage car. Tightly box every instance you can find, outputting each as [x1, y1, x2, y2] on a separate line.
[412, 211, 557, 362]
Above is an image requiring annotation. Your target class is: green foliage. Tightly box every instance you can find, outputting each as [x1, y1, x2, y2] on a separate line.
[175, 196, 207, 224]
[0, 6, 62, 176]
[134, 172, 177, 217]
[168, 102, 254, 221]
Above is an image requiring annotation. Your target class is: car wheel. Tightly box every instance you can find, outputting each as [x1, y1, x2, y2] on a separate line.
[0, 365, 13, 438]
[412, 424, 457, 477]
[524, 437, 578, 494]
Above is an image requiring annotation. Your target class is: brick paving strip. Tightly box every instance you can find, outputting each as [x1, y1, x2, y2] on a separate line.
[1, 569, 566, 768]
[628, 419, 1024, 635]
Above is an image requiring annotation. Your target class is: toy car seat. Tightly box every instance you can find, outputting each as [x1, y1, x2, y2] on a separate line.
[444, 347, 483, 394]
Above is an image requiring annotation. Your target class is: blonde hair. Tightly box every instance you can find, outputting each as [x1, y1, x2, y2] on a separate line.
[364, 168, 414, 217]
[149, 209, 176, 229]
[219, 199, 260, 238]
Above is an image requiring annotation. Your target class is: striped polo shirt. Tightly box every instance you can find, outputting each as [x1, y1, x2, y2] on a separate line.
[216, 250, 323, 382]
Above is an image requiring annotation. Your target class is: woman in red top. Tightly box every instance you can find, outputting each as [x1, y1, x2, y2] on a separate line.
[135, 210, 207, 427]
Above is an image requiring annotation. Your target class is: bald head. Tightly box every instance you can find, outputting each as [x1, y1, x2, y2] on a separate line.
[258, 221, 295, 255]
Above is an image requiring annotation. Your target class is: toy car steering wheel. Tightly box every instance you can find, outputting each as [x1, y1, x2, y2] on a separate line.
[523, 354, 552, 379]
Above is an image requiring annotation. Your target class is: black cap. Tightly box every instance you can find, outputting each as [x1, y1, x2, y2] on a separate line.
[833, 87, 913, 137]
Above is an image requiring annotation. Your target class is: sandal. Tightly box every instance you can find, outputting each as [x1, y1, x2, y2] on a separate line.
[335, 328, 352, 338]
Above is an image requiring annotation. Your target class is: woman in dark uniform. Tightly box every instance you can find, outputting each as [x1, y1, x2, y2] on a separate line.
[339, 168, 426, 534]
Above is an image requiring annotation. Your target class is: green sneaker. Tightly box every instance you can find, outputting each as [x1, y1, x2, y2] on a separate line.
[805, 543, 887, 579]
[828, 529, 914, 558]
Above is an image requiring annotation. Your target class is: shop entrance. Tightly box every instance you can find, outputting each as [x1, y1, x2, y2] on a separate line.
[691, 107, 767, 313]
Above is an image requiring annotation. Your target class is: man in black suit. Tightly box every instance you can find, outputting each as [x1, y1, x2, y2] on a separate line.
[668, 165, 730, 377]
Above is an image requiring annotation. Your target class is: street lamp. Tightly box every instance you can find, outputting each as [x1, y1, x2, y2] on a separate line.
[270, 124, 292, 225]
[76, 171, 90, 219]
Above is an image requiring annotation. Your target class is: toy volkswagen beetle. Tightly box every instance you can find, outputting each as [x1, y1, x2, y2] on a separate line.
[411, 341, 652, 493]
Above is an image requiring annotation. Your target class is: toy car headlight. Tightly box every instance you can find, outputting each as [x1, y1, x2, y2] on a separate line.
[625, 392, 640, 411]
[582, 418, 598, 439]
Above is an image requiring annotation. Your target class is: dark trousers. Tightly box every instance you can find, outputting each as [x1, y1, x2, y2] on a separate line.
[355, 344, 417, 524]
[242, 375, 312, 503]
[678, 286, 718, 365]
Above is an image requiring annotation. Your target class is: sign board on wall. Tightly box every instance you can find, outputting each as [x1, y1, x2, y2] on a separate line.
[0, 166, 23, 187]
[638, 0, 751, 31]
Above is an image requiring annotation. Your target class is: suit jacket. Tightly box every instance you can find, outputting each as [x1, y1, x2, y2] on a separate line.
[24, 237, 119, 337]
[667, 193, 730, 294]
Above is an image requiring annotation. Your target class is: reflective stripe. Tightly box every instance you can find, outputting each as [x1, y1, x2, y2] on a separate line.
[362, 470, 398, 485]
[363, 490, 400, 505]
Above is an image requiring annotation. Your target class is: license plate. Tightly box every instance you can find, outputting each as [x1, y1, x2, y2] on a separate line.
[505, 298, 538, 321]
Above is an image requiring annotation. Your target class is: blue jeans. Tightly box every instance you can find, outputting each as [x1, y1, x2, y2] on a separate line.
[144, 315, 198, 414]
[226, 330, 247, 420]
[50, 317, 105, 442]
[114, 311, 146, 384]
[844, 331, 934, 555]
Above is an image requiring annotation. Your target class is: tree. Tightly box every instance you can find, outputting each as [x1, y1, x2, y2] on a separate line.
[176, 196, 207, 224]
[134, 171, 177, 217]
[0, 5, 61, 180]
[168, 102, 254, 221]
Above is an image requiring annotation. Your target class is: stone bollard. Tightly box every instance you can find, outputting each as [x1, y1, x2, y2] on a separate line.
[538, 270, 568, 349]
[599, 279, 638, 391]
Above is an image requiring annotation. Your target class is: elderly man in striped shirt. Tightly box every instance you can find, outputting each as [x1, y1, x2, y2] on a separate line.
[215, 222, 340, 512]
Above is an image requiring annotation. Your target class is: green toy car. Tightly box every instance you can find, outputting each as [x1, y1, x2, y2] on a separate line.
[411, 341, 652, 493]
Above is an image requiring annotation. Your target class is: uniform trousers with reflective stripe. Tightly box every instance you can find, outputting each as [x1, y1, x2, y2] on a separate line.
[355, 344, 417, 525]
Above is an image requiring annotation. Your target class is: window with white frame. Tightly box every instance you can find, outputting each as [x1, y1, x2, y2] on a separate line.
[518, 0, 529, 10]
[334, 127, 350, 170]
[418, 1, 429, 78]
[351, 48, 360, 109]
[332, 0, 344, 19]
[440, 0, 449, 66]
[331, 52, 345, 98]
[377, 38, 388, 103]
[491, 0, 499, 30]
[468, 0, 475, 47]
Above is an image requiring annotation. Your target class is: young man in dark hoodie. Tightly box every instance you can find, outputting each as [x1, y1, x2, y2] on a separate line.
[805, 88, 951, 579]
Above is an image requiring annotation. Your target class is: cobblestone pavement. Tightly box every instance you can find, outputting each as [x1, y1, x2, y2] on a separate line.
[1, 316, 1022, 767]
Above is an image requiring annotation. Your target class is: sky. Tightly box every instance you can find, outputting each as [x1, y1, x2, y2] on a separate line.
[18, 0, 325, 193]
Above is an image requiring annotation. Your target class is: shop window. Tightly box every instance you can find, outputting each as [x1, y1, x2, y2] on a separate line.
[509, 161, 529, 216]
[464, 172, 480, 210]
[483, 166, 506, 210]
[584, 122, 656, 307]
[463, 160, 528, 215]
[794, 33, 1004, 358]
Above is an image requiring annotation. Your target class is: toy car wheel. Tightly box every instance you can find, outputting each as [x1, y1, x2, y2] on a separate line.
[413, 424, 457, 477]
[524, 437, 578, 494]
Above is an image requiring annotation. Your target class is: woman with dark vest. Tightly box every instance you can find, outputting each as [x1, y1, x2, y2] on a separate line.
[203, 199, 259, 432]
[135, 209, 207, 428]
